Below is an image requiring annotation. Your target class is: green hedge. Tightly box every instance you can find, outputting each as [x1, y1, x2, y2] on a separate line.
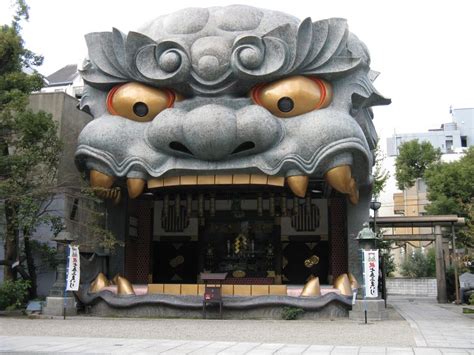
[0, 280, 31, 310]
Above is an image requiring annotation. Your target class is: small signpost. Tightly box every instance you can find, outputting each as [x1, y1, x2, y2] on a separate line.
[363, 250, 379, 298]
[201, 272, 227, 319]
[64, 245, 80, 319]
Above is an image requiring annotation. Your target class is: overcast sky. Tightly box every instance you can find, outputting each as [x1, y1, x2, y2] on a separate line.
[2, 0, 473, 208]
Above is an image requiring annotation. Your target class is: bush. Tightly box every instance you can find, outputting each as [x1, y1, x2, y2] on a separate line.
[469, 293, 474, 306]
[281, 307, 304, 320]
[0, 280, 31, 311]
[400, 249, 436, 278]
[445, 266, 456, 302]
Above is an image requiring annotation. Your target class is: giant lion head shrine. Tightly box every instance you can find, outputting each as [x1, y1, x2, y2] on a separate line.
[73, 5, 390, 318]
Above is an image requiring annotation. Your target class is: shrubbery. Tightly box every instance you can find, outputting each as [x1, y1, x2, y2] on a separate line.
[281, 307, 304, 320]
[0, 280, 31, 311]
[400, 249, 436, 278]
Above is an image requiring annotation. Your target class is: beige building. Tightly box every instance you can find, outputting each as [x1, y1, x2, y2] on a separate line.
[391, 179, 449, 275]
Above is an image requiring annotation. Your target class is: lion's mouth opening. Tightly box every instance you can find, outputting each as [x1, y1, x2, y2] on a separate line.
[89, 165, 359, 205]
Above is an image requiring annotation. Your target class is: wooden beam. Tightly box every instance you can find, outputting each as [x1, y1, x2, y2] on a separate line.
[382, 235, 436, 241]
[435, 225, 448, 303]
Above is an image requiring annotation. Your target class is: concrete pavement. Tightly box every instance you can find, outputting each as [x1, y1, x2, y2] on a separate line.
[390, 296, 473, 349]
[0, 297, 472, 354]
[0, 336, 473, 354]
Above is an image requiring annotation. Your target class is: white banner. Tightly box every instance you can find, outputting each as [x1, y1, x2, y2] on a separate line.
[363, 249, 379, 298]
[66, 245, 80, 291]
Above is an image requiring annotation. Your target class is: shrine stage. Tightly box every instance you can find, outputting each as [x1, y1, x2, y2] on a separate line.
[75, 284, 352, 320]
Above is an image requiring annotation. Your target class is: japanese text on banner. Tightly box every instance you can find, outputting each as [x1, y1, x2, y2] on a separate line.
[363, 249, 378, 298]
[66, 245, 80, 291]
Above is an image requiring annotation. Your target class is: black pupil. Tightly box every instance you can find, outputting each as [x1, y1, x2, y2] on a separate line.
[277, 97, 294, 112]
[133, 102, 149, 117]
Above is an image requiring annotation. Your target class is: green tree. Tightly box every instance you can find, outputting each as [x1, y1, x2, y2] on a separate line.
[395, 140, 441, 190]
[1, 1, 122, 299]
[400, 249, 436, 278]
[0, 0, 62, 298]
[424, 146, 474, 247]
[372, 143, 390, 199]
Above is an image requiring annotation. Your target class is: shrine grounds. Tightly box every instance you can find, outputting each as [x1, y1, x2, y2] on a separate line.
[0, 296, 473, 354]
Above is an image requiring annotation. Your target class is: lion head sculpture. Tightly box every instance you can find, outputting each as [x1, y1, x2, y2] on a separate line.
[75, 5, 390, 202]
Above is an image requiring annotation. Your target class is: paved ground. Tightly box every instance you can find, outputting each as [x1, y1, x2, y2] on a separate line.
[390, 297, 474, 349]
[0, 297, 472, 354]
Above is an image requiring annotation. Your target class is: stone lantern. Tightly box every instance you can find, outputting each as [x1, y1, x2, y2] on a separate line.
[43, 231, 77, 316]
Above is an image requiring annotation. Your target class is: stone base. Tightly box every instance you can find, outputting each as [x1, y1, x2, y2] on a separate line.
[349, 299, 389, 321]
[89, 299, 349, 320]
[42, 297, 77, 316]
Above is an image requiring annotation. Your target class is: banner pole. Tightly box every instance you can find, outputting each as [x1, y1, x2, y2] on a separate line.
[63, 244, 70, 320]
[362, 249, 367, 324]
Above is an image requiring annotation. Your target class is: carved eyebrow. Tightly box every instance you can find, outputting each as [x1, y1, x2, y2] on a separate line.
[79, 17, 380, 98]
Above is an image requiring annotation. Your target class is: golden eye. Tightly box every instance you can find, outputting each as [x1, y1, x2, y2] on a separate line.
[251, 76, 332, 118]
[107, 82, 175, 122]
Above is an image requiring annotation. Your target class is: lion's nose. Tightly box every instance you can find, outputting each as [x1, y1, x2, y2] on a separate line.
[146, 104, 282, 161]
[181, 105, 238, 161]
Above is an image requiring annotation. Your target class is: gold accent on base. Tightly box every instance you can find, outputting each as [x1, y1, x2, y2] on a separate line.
[251, 285, 270, 296]
[89, 272, 110, 293]
[181, 284, 198, 296]
[111, 273, 121, 285]
[300, 276, 321, 297]
[90, 170, 115, 189]
[127, 178, 145, 199]
[164, 284, 181, 295]
[348, 273, 359, 290]
[233, 285, 251, 296]
[334, 273, 352, 296]
[117, 276, 135, 295]
[147, 284, 164, 294]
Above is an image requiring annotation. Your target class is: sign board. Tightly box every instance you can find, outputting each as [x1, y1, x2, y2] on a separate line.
[363, 249, 379, 298]
[66, 245, 80, 291]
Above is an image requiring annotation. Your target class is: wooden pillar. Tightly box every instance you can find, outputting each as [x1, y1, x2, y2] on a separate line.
[435, 224, 447, 303]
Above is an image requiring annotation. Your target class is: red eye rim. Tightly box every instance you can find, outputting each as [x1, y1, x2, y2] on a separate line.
[106, 83, 177, 116]
[164, 89, 176, 107]
[106, 84, 123, 116]
[309, 77, 328, 109]
[250, 83, 266, 106]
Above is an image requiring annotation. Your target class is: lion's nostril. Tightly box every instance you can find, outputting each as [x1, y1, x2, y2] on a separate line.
[169, 141, 194, 155]
[231, 141, 256, 155]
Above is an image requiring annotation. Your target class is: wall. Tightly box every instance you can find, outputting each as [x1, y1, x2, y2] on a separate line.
[386, 277, 437, 298]
[28, 92, 92, 187]
[453, 108, 474, 147]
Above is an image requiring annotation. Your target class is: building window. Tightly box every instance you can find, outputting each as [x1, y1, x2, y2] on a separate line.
[446, 138, 453, 152]
[461, 136, 467, 148]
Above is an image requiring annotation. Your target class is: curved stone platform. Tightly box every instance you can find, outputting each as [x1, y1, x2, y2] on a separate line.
[75, 288, 352, 319]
